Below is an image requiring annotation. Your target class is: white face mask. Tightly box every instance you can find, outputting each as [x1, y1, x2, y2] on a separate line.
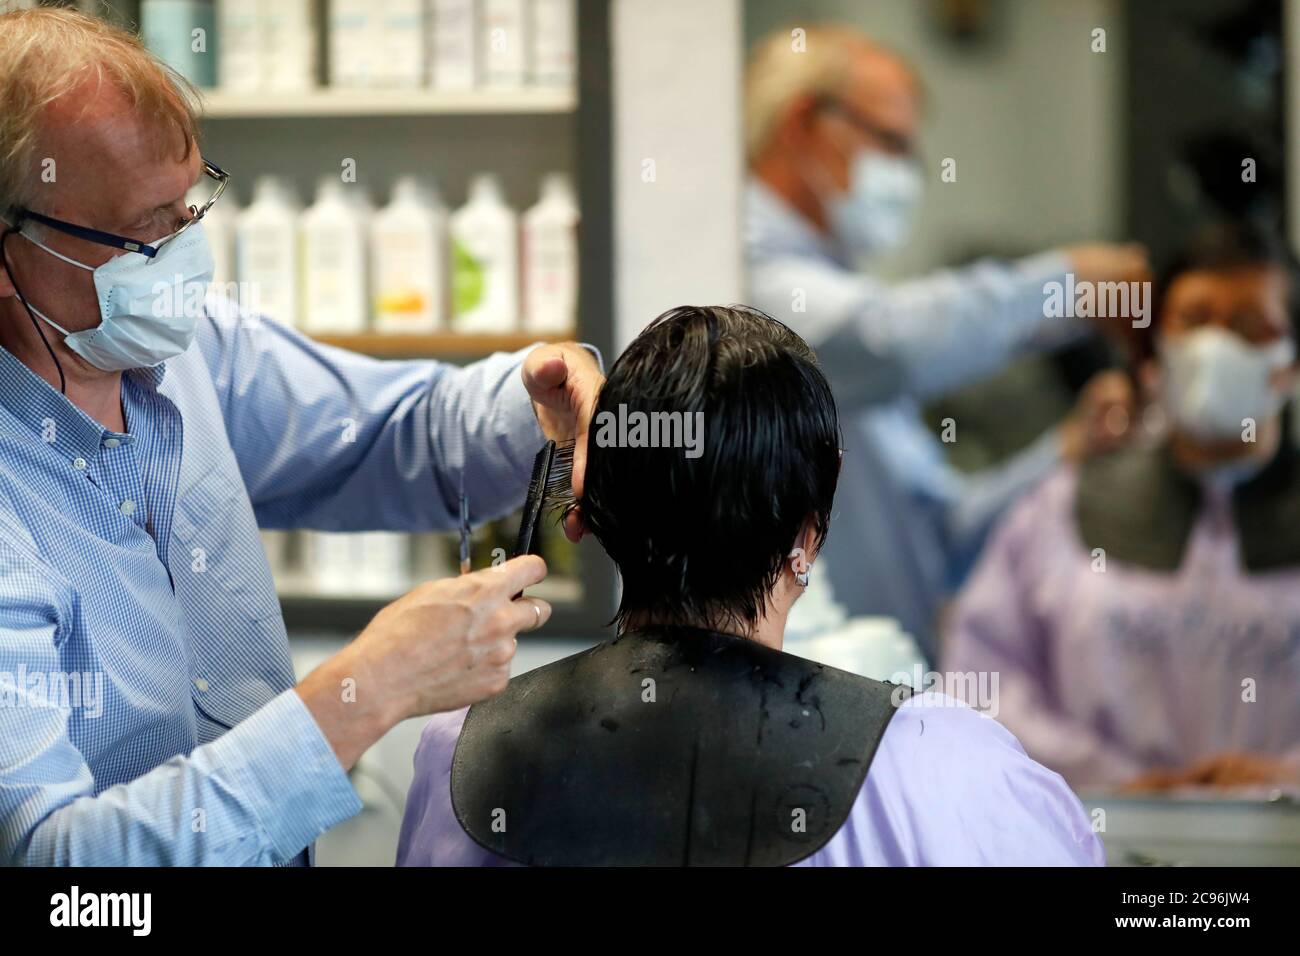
[824, 150, 923, 258]
[18, 222, 214, 372]
[1160, 327, 1295, 441]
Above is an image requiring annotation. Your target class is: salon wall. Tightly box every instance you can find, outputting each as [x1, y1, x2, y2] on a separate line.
[744, 0, 1125, 277]
[1288, 0, 1300, 254]
[612, 0, 746, 350]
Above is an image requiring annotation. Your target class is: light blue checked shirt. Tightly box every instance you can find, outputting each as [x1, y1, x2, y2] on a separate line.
[0, 293, 547, 866]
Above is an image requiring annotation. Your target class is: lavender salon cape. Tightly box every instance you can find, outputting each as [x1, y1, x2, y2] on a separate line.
[396, 690, 1104, 867]
[945, 467, 1300, 790]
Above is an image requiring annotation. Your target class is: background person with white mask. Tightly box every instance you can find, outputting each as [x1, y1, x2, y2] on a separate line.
[945, 223, 1300, 792]
[744, 25, 1147, 661]
[0, 8, 602, 866]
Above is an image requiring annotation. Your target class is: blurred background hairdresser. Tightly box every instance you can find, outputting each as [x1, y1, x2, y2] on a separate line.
[743, 25, 1147, 661]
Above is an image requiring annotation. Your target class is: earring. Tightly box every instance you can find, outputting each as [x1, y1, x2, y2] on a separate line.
[790, 549, 810, 588]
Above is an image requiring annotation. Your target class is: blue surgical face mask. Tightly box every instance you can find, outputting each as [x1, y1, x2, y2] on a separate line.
[18, 222, 214, 371]
[824, 149, 923, 258]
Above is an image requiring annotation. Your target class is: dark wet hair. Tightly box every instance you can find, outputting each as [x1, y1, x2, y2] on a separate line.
[580, 305, 842, 634]
[1137, 222, 1300, 362]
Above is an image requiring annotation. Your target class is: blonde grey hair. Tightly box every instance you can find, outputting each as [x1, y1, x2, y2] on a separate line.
[744, 24, 909, 163]
[0, 7, 201, 228]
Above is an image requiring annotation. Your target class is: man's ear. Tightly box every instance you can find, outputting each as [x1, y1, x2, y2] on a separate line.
[774, 94, 826, 158]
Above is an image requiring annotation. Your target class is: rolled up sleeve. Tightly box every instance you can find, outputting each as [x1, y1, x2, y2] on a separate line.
[0, 531, 361, 866]
[8, 681, 362, 866]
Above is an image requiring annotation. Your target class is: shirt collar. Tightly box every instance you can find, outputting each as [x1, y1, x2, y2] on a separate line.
[745, 176, 850, 267]
[127, 362, 167, 391]
[0, 345, 158, 462]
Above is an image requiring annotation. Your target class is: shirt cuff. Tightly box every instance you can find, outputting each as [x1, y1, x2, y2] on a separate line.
[1015, 249, 1073, 285]
[205, 689, 363, 863]
[501, 341, 605, 468]
[1012, 250, 1090, 351]
[577, 342, 606, 372]
[499, 346, 549, 469]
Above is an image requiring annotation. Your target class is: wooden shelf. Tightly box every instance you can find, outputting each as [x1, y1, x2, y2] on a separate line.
[310, 331, 573, 357]
[277, 575, 582, 606]
[278, 576, 585, 634]
[200, 87, 576, 119]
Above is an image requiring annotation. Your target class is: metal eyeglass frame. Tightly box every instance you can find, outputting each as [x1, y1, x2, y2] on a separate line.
[14, 157, 229, 259]
[814, 98, 917, 158]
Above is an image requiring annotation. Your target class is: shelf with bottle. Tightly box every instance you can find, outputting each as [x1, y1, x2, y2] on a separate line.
[199, 86, 576, 119]
[306, 330, 568, 358]
[197, 171, 580, 348]
[276, 573, 582, 606]
[138, 1, 577, 113]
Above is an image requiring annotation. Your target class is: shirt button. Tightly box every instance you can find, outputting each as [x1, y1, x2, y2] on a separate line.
[72, 457, 87, 470]
[104, 438, 120, 448]
[194, 677, 209, 693]
[120, 499, 136, 516]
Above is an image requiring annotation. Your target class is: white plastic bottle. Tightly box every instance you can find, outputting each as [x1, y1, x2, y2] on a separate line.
[260, 530, 291, 584]
[359, 532, 411, 594]
[329, 0, 380, 87]
[522, 173, 578, 334]
[530, 0, 575, 88]
[378, 0, 426, 88]
[450, 174, 518, 333]
[427, 0, 477, 89]
[235, 177, 301, 327]
[481, 0, 527, 88]
[307, 531, 410, 596]
[216, 0, 263, 91]
[263, 0, 318, 91]
[189, 183, 238, 290]
[371, 177, 446, 333]
[300, 179, 370, 334]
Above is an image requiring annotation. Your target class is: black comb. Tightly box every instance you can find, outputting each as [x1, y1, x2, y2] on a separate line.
[512, 438, 576, 561]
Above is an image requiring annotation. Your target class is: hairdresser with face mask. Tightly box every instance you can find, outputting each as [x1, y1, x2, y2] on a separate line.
[744, 26, 1147, 661]
[0, 8, 601, 866]
[946, 223, 1300, 793]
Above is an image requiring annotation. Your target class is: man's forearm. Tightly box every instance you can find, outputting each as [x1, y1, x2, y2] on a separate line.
[296, 645, 403, 772]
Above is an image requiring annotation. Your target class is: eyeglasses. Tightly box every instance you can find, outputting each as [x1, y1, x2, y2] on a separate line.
[16, 157, 229, 259]
[816, 99, 917, 157]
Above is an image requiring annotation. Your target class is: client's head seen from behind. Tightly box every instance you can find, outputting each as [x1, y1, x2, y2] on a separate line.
[578, 305, 842, 648]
